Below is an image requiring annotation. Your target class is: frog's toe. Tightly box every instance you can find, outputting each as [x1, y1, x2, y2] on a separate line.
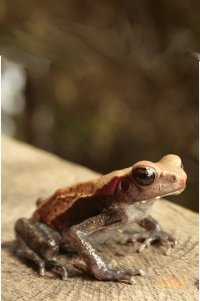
[119, 232, 149, 245]
[138, 237, 155, 252]
[159, 233, 178, 255]
[136, 230, 178, 254]
[110, 267, 144, 284]
[45, 259, 68, 280]
[39, 262, 45, 276]
[119, 229, 177, 255]
[93, 266, 144, 284]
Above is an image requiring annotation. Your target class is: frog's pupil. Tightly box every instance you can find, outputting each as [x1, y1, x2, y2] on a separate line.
[132, 167, 155, 186]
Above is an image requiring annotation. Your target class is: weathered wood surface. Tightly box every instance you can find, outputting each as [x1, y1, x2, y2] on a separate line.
[2, 136, 199, 301]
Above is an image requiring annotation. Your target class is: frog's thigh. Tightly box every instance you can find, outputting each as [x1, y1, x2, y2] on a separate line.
[15, 218, 67, 279]
[15, 218, 61, 257]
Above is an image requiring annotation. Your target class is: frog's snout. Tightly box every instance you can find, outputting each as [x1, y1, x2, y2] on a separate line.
[175, 169, 187, 192]
[160, 154, 183, 168]
[181, 172, 187, 190]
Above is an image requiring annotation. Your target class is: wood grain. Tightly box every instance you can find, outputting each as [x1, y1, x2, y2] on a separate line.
[2, 136, 198, 301]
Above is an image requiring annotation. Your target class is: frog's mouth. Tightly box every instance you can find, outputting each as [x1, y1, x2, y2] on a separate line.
[161, 189, 185, 198]
[137, 199, 156, 205]
[137, 189, 184, 204]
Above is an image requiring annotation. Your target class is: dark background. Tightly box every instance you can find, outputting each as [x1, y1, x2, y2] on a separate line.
[1, 0, 199, 211]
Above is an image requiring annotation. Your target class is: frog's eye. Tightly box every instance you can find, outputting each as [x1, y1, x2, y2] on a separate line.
[132, 167, 156, 186]
[119, 179, 130, 191]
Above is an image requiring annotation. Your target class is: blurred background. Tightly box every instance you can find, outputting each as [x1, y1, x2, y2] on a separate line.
[1, 0, 199, 211]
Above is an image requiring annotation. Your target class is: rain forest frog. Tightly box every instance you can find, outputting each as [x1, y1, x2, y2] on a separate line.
[15, 154, 187, 283]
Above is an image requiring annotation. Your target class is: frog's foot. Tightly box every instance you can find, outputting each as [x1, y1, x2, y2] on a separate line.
[45, 259, 68, 280]
[16, 234, 68, 280]
[74, 260, 144, 283]
[15, 218, 68, 280]
[90, 266, 144, 284]
[120, 230, 177, 255]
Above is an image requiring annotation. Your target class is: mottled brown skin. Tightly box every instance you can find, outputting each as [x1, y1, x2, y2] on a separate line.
[15, 154, 187, 283]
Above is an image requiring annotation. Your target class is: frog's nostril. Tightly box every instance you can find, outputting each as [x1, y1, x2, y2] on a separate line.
[180, 162, 184, 169]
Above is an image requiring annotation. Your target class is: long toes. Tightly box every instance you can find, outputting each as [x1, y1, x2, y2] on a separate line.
[120, 231, 178, 255]
[159, 233, 177, 247]
[163, 239, 177, 255]
[113, 268, 144, 278]
[173, 239, 178, 246]
[58, 266, 68, 280]
[119, 269, 145, 284]
[138, 237, 154, 252]
[123, 268, 144, 276]
[113, 274, 136, 284]
[114, 268, 144, 284]
[98, 267, 145, 283]
[119, 233, 149, 245]
[54, 264, 68, 280]
[61, 269, 68, 280]
[39, 263, 45, 276]
[167, 236, 177, 245]
[45, 259, 68, 280]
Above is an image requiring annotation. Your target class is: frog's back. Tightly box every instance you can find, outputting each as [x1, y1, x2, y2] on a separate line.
[32, 179, 98, 228]
[32, 168, 131, 231]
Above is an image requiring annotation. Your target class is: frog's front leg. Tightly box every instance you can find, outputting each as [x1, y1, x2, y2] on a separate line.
[15, 218, 68, 279]
[67, 210, 144, 283]
[121, 216, 177, 255]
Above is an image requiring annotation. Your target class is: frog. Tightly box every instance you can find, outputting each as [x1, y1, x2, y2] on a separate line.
[14, 154, 187, 284]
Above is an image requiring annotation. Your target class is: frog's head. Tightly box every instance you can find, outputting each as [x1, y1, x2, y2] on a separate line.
[115, 154, 187, 203]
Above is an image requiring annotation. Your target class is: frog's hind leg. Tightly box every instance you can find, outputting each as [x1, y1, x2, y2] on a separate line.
[15, 218, 68, 280]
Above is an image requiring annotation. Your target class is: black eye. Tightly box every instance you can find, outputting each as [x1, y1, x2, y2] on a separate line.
[132, 167, 156, 186]
[119, 179, 130, 191]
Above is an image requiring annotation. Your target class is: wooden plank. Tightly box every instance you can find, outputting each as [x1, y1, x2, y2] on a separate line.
[2, 136, 198, 301]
